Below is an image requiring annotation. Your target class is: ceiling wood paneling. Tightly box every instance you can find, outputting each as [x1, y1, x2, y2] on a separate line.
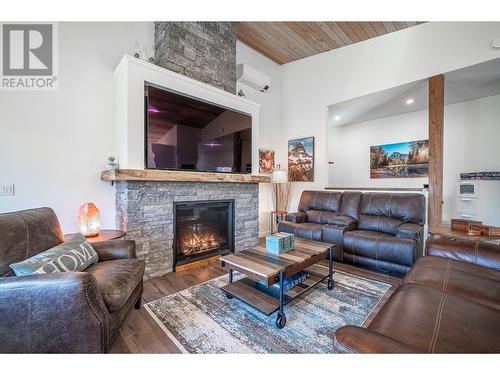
[236, 22, 425, 64]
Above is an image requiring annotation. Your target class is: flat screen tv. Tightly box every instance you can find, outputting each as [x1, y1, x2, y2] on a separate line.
[145, 83, 252, 173]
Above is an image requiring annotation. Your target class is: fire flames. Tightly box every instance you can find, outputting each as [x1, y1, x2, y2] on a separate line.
[181, 232, 221, 255]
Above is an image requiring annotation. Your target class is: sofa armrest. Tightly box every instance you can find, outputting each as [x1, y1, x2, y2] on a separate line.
[395, 223, 423, 241]
[285, 211, 307, 223]
[92, 239, 136, 261]
[327, 215, 356, 227]
[333, 326, 418, 353]
[0, 272, 109, 353]
[426, 235, 500, 271]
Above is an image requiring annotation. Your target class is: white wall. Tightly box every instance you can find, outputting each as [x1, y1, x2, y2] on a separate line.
[236, 41, 282, 235]
[0, 26, 282, 236]
[280, 22, 500, 211]
[328, 110, 429, 189]
[444, 94, 500, 224]
[0, 22, 154, 232]
[327, 94, 500, 224]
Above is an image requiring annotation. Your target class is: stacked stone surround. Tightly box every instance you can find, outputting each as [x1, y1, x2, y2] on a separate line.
[154, 22, 236, 94]
[115, 181, 259, 279]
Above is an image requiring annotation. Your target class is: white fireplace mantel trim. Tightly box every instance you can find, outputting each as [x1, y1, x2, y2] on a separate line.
[113, 54, 261, 172]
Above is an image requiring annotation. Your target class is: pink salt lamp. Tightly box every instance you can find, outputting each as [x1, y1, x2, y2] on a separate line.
[77, 202, 101, 237]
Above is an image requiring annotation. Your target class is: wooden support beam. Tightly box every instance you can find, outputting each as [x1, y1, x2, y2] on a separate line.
[428, 75, 445, 227]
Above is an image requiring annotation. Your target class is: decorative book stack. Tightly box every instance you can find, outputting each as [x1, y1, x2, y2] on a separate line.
[256, 271, 310, 293]
[265, 232, 295, 254]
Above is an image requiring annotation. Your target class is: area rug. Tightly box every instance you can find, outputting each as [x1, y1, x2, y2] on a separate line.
[144, 269, 391, 353]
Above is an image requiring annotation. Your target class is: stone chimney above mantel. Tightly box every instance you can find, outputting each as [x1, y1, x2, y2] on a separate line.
[154, 22, 236, 94]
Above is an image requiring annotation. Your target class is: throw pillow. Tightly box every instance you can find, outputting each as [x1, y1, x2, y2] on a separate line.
[10, 234, 98, 276]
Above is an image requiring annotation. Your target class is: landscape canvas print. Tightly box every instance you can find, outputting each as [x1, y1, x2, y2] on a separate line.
[259, 148, 275, 174]
[370, 140, 429, 178]
[288, 137, 314, 181]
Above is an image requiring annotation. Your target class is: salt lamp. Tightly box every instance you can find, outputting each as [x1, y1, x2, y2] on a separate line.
[77, 202, 101, 237]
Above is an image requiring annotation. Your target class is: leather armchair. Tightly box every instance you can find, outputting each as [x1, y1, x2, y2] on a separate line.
[0, 272, 108, 353]
[0, 208, 145, 353]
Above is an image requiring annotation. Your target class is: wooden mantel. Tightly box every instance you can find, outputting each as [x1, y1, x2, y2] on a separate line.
[101, 169, 271, 184]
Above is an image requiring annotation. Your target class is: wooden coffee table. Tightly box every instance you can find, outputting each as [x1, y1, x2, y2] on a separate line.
[220, 238, 334, 329]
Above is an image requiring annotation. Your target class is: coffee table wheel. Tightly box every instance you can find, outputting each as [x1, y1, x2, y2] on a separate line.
[328, 279, 334, 290]
[275, 313, 286, 329]
[225, 292, 234, 299]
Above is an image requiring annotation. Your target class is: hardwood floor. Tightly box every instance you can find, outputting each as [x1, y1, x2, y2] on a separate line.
[111, 261, 401, 353]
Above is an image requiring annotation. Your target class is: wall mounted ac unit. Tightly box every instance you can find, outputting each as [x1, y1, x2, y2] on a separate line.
[236, 63, 271, 92]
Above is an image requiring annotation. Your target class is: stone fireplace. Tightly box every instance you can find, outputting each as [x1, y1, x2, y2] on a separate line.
[173, 199, 234, 267]
[114, 179, 260, 279]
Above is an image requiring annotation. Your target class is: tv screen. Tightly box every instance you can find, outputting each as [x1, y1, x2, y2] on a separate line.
[145, 84, 252, 173]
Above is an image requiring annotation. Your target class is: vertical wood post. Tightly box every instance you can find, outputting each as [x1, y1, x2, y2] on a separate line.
[428, 75, 444, 227]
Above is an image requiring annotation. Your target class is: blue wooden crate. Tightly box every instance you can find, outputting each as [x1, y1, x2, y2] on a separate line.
[265, 234, 286, 254]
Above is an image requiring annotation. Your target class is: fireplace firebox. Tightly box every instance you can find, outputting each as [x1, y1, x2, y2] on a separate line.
[173, 199, 235, 268]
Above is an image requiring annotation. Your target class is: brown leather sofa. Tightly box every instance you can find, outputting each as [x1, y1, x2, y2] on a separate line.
[334, 235, 500, 353]
[278, 191, 425, 274]
[0, 207, 145, 353]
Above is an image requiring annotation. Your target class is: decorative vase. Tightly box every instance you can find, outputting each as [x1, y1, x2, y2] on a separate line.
[133, 41, 140, 58]
[77, 202, 101, 237]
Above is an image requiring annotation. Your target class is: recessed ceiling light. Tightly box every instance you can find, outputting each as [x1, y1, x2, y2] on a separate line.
[334, 115, 340, 121]
[406, 98, 415, 105]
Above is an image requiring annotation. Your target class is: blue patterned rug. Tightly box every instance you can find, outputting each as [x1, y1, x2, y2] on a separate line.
[144, 268, 391, 353]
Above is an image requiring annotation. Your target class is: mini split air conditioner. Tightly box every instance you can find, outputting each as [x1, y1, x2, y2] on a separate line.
[236, 63, 271, 92]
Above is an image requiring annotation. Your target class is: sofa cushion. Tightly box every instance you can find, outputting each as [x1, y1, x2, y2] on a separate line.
[343, 230, 416, 267]
[298, 191, 342, 213]
[359, 192, 426, 225]
[339, 191, 362, 220]
[426, 235, 500, 271]
[368, 283, 500, 353]
[358, 214, 403, 235]
[86, 259, 145, 312]
[305, 209, 338, 224]
[277, 221, 324, 241]
[403, 256, 500, 310]
[10, 234, 98, 276]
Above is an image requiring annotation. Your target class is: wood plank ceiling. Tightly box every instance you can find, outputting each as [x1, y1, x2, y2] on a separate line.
[236, 22, 425, 64]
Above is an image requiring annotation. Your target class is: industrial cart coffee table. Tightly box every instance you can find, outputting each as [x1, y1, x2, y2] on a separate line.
[220, 238, 334, 329]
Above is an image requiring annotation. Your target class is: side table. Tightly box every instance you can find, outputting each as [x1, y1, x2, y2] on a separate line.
[270, 210, 288, 234]
[64, 229, 125, 243]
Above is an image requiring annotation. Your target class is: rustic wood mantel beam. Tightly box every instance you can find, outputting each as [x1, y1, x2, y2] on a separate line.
[428, 74, 444, 227]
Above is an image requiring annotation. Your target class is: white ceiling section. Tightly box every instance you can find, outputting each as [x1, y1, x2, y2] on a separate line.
[330, 57, 500, 127]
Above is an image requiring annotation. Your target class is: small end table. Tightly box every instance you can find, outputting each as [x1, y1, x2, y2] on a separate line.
[64, 229, 125, 243]
[270, 210, 287, 234]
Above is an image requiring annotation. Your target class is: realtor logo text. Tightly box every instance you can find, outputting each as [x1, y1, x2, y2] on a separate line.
[1, 23, 58, 90]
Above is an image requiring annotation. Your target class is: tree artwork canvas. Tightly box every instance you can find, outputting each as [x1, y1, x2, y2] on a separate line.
[370, 140, 429, 178]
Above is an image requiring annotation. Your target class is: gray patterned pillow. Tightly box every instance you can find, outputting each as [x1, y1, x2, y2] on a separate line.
[10, 234, 98, 276]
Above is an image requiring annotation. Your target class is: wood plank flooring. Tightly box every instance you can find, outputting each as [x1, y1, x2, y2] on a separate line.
[111, 260, 401, 354]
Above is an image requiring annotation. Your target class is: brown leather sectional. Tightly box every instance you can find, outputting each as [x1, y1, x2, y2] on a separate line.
[278, 191, 426, 274]
[0, 208, 145, 353]
[334, 235, 500, 353]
